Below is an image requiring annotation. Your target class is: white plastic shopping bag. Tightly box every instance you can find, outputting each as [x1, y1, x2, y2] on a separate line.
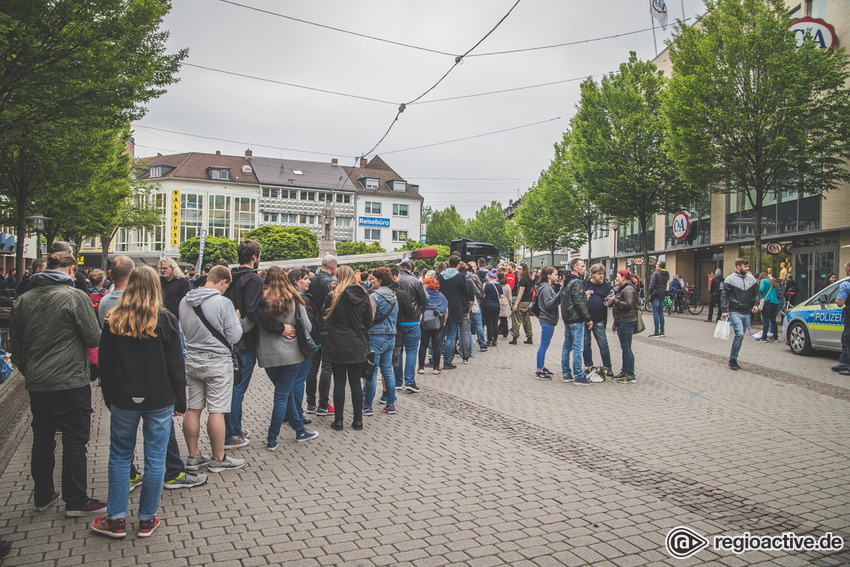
[714, 319, 731, 340]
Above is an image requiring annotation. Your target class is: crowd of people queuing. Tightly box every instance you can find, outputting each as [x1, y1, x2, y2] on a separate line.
[6, 232, 839, 548]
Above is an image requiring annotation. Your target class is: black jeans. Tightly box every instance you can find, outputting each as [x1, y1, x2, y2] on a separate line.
[482, 305, 500, 344]
[419, 327, 445, 368]
[306, 345, 332, 408]
[499, 316, 509, 337]
[708, 295, 721, 320]
[29, 385, 92, 509]
[331, 363, 363, 423]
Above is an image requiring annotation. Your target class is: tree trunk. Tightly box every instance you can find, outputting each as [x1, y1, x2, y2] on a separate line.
[640, 215, 651, 293]
[550, 244, 556, 267]
[752, 203, 762, 276]
[15, 206, 26, 287]
[100, 233, 111, 271]
[586, 228, 593, 267]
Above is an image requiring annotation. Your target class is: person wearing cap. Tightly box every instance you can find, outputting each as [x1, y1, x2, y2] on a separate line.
[481, 268, 503, 347]
[706, 269, 723, 322]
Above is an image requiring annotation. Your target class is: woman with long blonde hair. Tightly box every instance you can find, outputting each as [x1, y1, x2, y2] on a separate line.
[255, 266, 317, 450]
[94, 266, 186, 539]
[323, 265, 372, 431]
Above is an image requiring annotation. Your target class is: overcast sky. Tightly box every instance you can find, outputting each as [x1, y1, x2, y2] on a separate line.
[132, 0, 707, 217]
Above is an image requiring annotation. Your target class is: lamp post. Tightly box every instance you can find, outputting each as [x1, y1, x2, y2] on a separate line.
[25, 214, 51, 259]
[610, 218, 620, 280]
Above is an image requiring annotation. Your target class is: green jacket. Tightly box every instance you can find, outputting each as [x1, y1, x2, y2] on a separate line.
[10, 270, 101, 392]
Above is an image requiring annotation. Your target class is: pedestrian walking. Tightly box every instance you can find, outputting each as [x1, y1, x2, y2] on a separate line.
[323, 266, 372, 431]
[648, 261, 670, 337]
[93, 266, 186, 538]
[607, 269, 639, 383]
[10, 252, 105, 518]
[756, 272, 781, 342]
[560, 259, 594, 384]
[509, 264, 534, 345]
[721, 258, 760, 371]
[534, 267, 560, 380]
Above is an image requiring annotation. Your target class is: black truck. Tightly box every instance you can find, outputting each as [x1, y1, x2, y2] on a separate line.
[450, 238, 499, 265]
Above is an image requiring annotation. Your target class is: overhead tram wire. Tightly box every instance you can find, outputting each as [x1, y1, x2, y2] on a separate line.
[358, 0, 523, 160]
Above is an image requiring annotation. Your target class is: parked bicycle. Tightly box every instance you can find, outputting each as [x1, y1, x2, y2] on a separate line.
[682, 287, 704, 315]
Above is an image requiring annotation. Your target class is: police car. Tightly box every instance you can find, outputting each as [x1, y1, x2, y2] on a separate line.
[784, 277, 848, 355]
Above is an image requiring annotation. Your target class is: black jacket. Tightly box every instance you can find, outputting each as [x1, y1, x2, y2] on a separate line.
[324, 284, 372, 364]
[649, 269, 670, 300]
[710, 276, 722, 297]
[436, 270, 469, 324]
[225, 266, 286, 351]
[308, 270, 336, 338]
[398, 270, 427, 314]
[721, 272, 760, 314]
[99, 310, 187, 413]
[160, 276, 192, 318]
[560, 274, 591, 324]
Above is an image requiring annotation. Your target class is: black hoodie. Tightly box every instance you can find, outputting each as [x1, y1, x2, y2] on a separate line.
[324, 284, 373, 364]
[225, 266, 286, 351]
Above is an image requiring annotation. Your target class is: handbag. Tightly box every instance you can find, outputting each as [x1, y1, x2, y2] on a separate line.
[192, 305, 242, 386]
[471, 297, 480, 314]
[294, 304, 317, 357]
[758, 298, 765, 312]
[634, 312, 646, 334]
[422, 308, 443, 331]
[714, 319, 732, 340]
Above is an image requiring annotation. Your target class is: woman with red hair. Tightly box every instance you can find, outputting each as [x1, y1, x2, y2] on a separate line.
[606, 269, 639, 383]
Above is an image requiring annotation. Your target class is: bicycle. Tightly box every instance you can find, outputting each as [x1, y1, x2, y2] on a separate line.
[682, 288, 704, 316]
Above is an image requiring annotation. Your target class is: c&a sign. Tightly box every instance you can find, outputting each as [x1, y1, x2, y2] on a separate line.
[791, 17, 838, 51]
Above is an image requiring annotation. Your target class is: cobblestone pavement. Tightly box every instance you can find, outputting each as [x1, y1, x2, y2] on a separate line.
[0, 313, 848, 566]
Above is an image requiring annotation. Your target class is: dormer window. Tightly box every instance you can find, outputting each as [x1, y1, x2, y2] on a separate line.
[364, 178, 379, 190]
[293, 170, 304, 175]
[149, 166, 163, 178]
[392, 181, 406, 192]
[209, 167, 230, 180]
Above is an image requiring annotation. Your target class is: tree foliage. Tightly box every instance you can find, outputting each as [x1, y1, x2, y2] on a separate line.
[179, 236, 238, 265]
[396, 239, 451, 271]
[425, 205, 465, 247]
[245, 225, 319, 261]
[335, 240, 387, 269]
[514, 180, 582, 267]
[571, 52, 698, 289]
[665, 0, 850, 274]
[465, 201, 514, 256]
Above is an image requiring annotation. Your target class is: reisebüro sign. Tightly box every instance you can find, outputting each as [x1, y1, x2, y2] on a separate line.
[359, 217, 390, 227]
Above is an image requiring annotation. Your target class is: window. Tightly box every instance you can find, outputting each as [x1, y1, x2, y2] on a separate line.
[280, 214, 296, 224]
[300, 191, 315, 201]
[335, 217, 351, 227]
[392, 230, 408, 242]
[364, 202, 381, 215]
[318, 192, 329, 201]
[300, 215, 316, 225]
[149, 166, 163, 178]
[208, 194, 231, 238]
[364, 178, 379, 190]
[392, 204, 408, 217]
[392, 181, 406, 192]
[180, 193, 203, 242]
[335, 194, 351, 204]
[806, 0, 825, 18]
[293, 170, 303, 175]
[263, 212, 277, 222]
[364, 229, 381, 240]
[209, 168, 230, 180]
[262, 188, 279, 198]
[281, 189, 297, 199]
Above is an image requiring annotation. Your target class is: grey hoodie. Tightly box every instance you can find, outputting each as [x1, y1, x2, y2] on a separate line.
[179, 287, 243, 356]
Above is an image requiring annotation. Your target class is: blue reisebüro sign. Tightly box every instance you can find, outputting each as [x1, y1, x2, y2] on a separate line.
[359, 217, 390, 227]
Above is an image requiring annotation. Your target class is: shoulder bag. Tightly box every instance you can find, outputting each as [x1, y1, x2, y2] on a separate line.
[192, 305, 242, 386]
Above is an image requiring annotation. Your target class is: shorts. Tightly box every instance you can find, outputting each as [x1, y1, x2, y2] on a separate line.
[186, 352, 234, 413]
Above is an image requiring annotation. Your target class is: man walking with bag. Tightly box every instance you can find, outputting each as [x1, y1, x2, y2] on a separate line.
[721, 258, 760, 371]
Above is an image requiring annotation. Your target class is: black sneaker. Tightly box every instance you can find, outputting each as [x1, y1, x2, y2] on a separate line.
[306, 404, 317, 414]
[523, 338, 533, 345]
[508, 338, 518, 345]
[316, 406, 334, 416]
[832, 364, 848, 372]
[729, 359, 741, 371]
[534, 370, 552, 380]
[443, 362, 457, 370]
[405, 383, 420, 393]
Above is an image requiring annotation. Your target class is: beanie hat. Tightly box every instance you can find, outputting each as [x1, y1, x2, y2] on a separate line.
[715, 269, 722, 277]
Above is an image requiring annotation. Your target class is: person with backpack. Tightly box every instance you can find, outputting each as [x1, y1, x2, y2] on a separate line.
[534, 267, 560, 380]
[607, 269, 640, 383]
[364, 267, 399, 416]
[465, 266, 487, 357]
[418, 278, 448, 374]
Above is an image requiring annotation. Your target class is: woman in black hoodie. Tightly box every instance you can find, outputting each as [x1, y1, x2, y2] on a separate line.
[323, 266, 373, 431]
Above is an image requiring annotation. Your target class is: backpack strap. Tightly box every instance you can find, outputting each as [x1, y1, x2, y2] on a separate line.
[191, 305, 231, 350]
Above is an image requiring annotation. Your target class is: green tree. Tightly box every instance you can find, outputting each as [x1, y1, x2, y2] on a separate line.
[665, 0, 850, 275]
[514, 182, 582, 267]
[555, 131, 604, 263]
[245, 225, 319, 261]
[179, 236, 238, 265]
[396, 239, 451, 270]
[425, 205, 465, 247]
[420, 205, 433, 227]
[465, 201, 513, 256]
[335, 241, 387, 269]
[0, 0, 187, 278]
[571, 52, 699, 289]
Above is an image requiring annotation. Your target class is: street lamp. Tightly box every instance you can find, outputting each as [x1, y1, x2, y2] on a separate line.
[25, 214, 51, 258]
[610, 218, 619, 279]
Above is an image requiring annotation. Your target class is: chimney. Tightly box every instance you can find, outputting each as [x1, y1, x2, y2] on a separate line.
[216, 150, 221, 156]
[126, 137, 135, 159]
[331, 158, 338, 165]
[360, 158, 368, 168]
[245, 148, 252, 157]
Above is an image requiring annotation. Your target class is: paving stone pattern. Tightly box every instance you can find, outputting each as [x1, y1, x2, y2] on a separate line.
[0, 314, 847, 566]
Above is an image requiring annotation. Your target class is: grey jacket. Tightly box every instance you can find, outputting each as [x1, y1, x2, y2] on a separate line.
[10, 269, 101, 392]
[254, 301, 311, 368]
[179, 287, 243, 356]
[535, 283, 560, 327]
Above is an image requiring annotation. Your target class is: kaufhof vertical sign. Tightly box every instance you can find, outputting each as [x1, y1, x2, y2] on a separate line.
[170, 189, 180, 247]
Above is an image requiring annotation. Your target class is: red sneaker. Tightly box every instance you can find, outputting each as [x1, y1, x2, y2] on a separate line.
[34, 491, 60, 512]
[91, 517, 126, 539]
[65, 498, 106, 517]
[138, 515, 161, 538]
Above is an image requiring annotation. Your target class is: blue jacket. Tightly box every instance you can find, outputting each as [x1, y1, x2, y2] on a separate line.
[425, 289, 448, 315]
[368, 286, 398, 336]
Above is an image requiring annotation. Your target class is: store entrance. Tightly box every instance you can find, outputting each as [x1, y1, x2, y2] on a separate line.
[793, 247, 836, 303]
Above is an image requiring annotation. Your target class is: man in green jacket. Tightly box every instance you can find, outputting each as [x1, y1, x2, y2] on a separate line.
[10, 252, 105, 517]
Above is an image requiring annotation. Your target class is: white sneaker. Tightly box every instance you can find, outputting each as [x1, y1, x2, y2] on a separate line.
[208, 455, 245, 472]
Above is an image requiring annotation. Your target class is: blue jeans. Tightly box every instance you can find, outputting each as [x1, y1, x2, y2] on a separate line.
[469, 311, 487, 351]
[761, 302, 779, 338]
[442, 321, 461, 364]
[728, 311, 751, 361]
[583, 320, 612, 370]
[267, 364, 306, 443]
[651, 298, 665, 334]
[286, 356, 312, 424]
[561, 323, 586, 381]
[536, 323, 555, 369]
[393, 325, 421, 387]
[616, 321, 637, 376]
[107, 405, 173, 521]
[365, 335, 396, 406]
[226, 349, 256, 441]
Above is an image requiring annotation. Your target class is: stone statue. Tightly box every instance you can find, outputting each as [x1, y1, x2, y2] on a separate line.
[321, 201, 335, 241]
